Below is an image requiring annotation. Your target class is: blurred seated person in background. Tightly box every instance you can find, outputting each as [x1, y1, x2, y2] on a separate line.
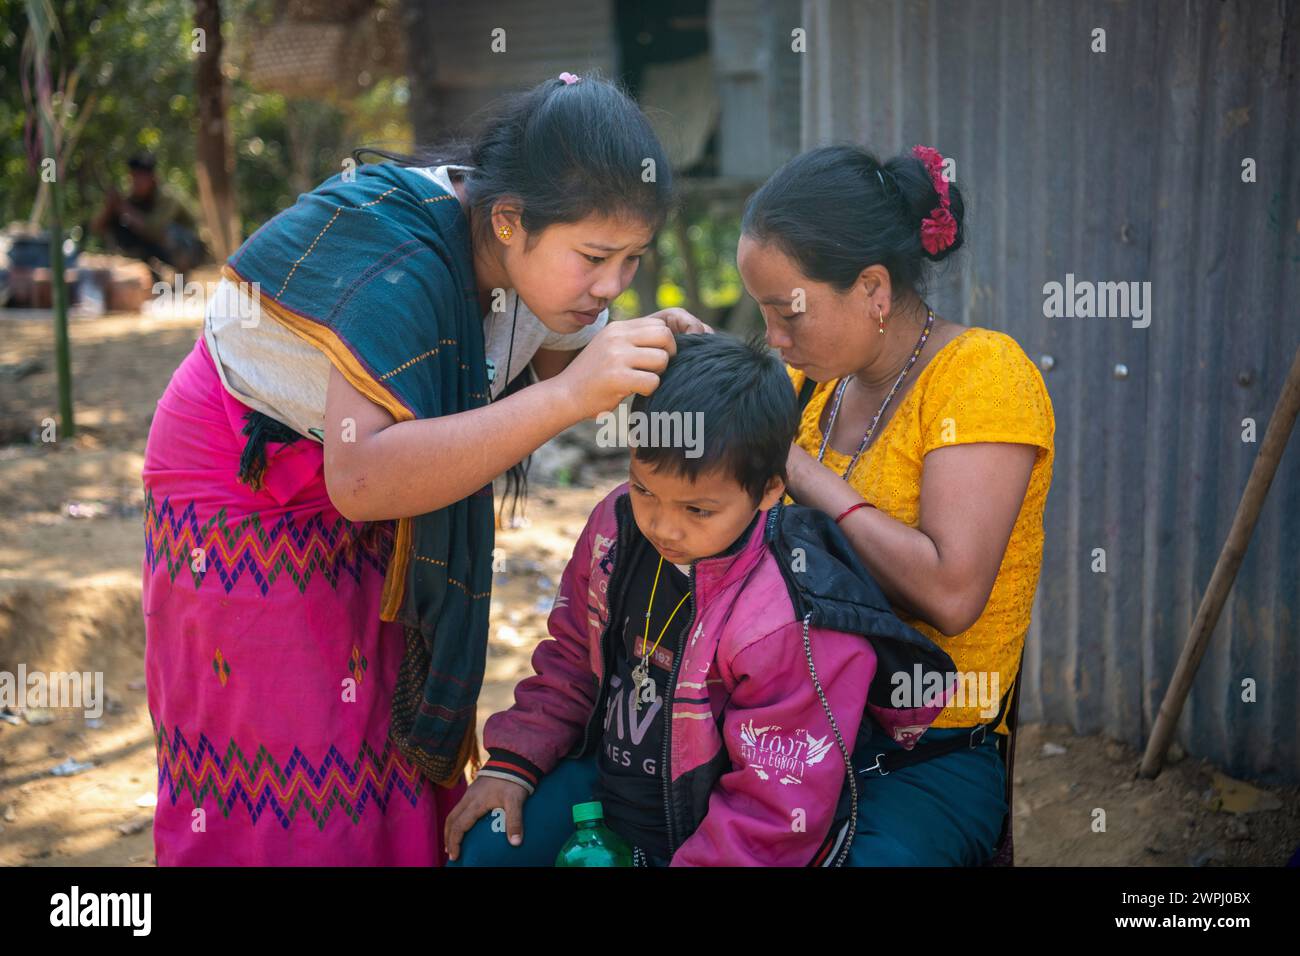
[92, 152, 206, 275]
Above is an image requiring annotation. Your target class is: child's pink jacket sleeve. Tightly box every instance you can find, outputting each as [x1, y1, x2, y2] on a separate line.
[478, 507, 602, 794]
[670, 621, 876, 866]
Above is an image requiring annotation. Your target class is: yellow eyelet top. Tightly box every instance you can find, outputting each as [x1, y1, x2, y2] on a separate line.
[786, 327, 1055, 734]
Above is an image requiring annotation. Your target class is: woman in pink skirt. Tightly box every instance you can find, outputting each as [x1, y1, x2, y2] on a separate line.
[142, 72, 702, 865]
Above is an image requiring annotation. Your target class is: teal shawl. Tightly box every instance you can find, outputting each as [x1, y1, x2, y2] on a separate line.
[223, 163, 493, 785]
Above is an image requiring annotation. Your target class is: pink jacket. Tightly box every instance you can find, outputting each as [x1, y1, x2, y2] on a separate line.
[481, 483, 952, 866]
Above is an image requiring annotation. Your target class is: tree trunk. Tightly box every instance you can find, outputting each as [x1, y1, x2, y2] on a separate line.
[194, 0, 240, 262]
[285, 100, 333, 197]
[400, 0, 440, 145]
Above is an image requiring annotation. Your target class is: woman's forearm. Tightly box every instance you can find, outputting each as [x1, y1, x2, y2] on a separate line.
[327, 376, 583, 521]
[789, 453, 970, 635]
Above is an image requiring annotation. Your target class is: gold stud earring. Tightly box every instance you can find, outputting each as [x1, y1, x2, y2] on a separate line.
[497, 225, 513, 241]
[877, 305, 886, 334]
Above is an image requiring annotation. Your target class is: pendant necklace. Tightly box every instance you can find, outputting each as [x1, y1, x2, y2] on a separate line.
[630, 555, 691, 712]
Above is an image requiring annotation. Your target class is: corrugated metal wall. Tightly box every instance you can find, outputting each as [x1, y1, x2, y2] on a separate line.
[712, 0, 804, 177]
[801, 0, 1300, 782]
[415, 0, 618, 137]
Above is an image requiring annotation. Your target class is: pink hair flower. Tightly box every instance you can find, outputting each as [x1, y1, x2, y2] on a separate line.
[558, 72, 581, 85]
[911, 144, 950, 204]
[912, 144, 956, 253]
[920, 205, 958, 255]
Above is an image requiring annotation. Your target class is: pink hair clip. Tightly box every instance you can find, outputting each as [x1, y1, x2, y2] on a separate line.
[558, 72, 581, 85]
[911, 144, 957, 255]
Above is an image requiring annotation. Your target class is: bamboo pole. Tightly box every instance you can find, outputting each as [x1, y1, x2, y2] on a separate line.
[44, 115, 74, 438]
[26, 0, 74, 436]
[1139, 343, 1300, 777]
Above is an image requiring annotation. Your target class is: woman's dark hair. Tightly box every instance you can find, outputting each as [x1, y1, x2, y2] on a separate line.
[356, 71, 674, 526]
[741, 143, 965, 296]
[355, 70, 673, 249]
[630, 332, 797, 505]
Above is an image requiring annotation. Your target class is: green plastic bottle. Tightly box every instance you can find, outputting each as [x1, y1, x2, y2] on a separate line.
[554, 801, 633, 867]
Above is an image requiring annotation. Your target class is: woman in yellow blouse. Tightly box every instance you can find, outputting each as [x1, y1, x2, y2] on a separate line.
[737, 144, 1055, 865]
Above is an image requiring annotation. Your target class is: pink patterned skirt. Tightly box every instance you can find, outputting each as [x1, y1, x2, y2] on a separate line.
[142, 336, 465, 865]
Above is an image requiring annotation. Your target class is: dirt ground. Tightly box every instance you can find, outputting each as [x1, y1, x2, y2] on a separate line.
[1, 299, 1297, 867]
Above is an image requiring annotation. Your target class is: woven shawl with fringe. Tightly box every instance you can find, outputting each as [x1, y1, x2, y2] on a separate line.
[221, 162, 493, 786]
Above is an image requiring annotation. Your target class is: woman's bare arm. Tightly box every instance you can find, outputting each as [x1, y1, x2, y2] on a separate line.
[324, 367, 578, 521]
[787, 441, 1037, 636]
[324, 317, 676, 521]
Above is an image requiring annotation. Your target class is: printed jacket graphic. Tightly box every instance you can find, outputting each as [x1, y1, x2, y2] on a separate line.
[480, 484, 955, 866]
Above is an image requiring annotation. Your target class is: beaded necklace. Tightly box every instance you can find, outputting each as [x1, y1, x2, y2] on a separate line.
[816, 305, 935, 481]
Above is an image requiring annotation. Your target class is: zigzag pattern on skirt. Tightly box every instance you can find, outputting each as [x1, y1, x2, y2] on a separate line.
[153, 721, 425, 830]
[143, 489, 390, 596]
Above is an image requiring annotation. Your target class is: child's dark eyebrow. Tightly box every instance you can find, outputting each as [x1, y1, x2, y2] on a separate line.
[757, 294, 793, 306]
[628, 467, 721, 506]
[672, 494, 721, 505]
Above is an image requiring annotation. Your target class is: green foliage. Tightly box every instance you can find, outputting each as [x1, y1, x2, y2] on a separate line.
[0, 0, 409, 247]
[659, 207, 744, 309]
[613, 204, 744, 318]
[2, 0, 200, 237]
[0, 0, 731, 314]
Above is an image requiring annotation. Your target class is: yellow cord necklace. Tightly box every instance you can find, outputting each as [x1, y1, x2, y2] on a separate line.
[631, 555, 691, 712]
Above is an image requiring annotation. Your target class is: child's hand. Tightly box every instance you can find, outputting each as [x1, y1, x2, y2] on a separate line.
[443, 775, 530, 862]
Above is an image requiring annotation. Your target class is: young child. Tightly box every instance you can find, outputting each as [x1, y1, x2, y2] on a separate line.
[444, 333, 954, 866]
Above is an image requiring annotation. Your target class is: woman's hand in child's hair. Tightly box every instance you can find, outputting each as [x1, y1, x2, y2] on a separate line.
[443, 774, 530, 861]
[555, 316, 678, 418]
[783, 441, 819, 502]
[645, 307, 715, 336]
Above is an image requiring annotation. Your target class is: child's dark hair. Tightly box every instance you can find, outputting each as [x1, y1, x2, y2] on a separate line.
[741, 143, 965, 296]
[355, 72, 673, 525]
[354, 70, 673, 249]
[630, 333, 797, 505]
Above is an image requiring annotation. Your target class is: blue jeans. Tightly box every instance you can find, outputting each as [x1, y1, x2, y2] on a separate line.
[846, 724, 1008, 866]
[447, 754, 672, 867]
[449, 725, 1006, 867]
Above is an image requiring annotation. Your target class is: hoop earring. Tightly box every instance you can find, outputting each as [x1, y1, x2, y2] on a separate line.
[877, 304, 885, 334]
[497, 225, 513, 241]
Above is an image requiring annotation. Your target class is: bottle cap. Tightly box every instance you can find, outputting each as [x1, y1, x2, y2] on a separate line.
[572, 801, 605, 825]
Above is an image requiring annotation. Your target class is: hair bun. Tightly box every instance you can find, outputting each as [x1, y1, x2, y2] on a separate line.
[883, 152, 965, 262]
